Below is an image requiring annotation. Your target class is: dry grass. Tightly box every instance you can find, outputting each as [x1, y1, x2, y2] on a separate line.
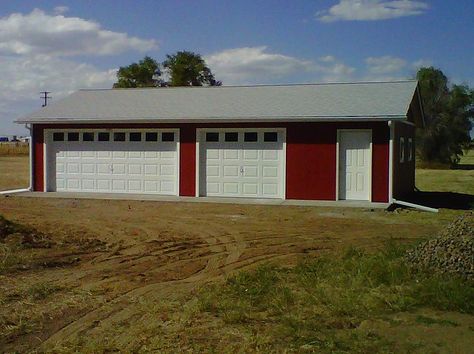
[0, 156, 29, 191]
[0, 143, 29, 156]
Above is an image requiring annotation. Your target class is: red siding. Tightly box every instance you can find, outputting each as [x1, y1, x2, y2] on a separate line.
[32, 122, 390, 202]
[179, 127, 196, 196]
[33, 125, 44, 192]
[286, 123, 336, 200]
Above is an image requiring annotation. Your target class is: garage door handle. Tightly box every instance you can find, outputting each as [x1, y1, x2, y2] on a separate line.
[240, 166, 244, 175]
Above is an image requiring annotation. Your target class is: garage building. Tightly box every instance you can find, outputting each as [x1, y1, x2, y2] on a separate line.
[16, 81, 424, 205]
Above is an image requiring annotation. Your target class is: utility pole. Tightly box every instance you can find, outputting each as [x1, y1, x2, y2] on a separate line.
[40, 91, 52, 107]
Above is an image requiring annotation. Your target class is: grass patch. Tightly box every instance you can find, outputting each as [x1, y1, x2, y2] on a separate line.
[0, 143, 29, 156]
[415, 315, 459, 327]
[196, 243, 474, 352]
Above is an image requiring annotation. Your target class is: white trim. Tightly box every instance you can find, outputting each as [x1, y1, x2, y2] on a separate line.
[28, 124, 33, 191]
[399, 137, 405, 163]
[16, 116, 409, 125]
[196, 128, 286, 199]
[336, 129, 372, 202]
[388, 121, 394, 204]
[195, 129, 201, 197]
[281, 128, 287, 200]
[407, 137, 413, 162]
[43, 130, 48, 192]
[335, 130, 340, 201]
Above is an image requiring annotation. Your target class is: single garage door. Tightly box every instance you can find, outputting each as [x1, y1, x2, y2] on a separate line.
[46, 130, 179, 195]
[199, 129, 285, 198]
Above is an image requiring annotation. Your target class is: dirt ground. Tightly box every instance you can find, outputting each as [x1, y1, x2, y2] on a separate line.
[0, 156, 471, 352]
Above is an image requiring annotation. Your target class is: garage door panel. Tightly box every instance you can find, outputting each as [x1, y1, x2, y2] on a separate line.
[223, 165, 239, 177]
[128, 180, 142, 192]
[97, 151, 112, 159]
[96, 179, 110, 191]
[82, 164, 95, 174]
[67, 163, 80, 173]
[50, 130, 179, 195]
[242, 183, 258, 195]
[82, 179, 95, 190]
[223, 182, 239, 194]
[206, 165, 220, 177]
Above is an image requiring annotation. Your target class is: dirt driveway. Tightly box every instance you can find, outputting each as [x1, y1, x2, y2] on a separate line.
[0, 195, 456, 351]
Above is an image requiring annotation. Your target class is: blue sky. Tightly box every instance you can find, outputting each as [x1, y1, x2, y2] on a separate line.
[1, 0, 473, 135]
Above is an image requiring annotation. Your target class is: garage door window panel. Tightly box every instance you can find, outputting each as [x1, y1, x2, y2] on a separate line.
[83, 132, 94, 141]
[264, 132, 278, 142]
[129, 132, 142, 142]
[53, 132, 64, 141]
[225, 132, 238, 142]
[114, 132, 126, 142]
[98, 132, 110, 141]
[206, 132, 219, 142]
[162, 132, 175, 142]
[68, 132, 79, 141]
[146, 132, 158, 142]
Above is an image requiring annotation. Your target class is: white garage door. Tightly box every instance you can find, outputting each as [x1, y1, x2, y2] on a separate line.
[199, 129, 285, 198]
[46, 130, 179, 195]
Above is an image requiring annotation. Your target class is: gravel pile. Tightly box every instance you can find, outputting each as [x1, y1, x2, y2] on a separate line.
[405, 212, 474, 280]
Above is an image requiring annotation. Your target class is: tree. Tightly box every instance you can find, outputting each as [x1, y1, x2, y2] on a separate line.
[416, 67, 473, 165]
[163, 51, 221, 86]
[113, 56, 162, 88]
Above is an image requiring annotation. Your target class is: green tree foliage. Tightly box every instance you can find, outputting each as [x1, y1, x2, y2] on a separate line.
[163, 51, 221, 87]
[113, 56, 162, 88]
[416, 67, 473, 164]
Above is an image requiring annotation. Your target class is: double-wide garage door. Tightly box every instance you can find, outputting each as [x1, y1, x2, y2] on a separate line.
[46, 130, 179, 195]
[199, 129, 285, 198]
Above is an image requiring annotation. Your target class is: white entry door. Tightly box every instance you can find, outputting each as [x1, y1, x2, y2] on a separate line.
[338, 130, 371, 201]
[199, 129, 285, 198]
[47, 130, 179, 195]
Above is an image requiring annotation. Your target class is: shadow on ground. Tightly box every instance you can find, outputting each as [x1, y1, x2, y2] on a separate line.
[406, 191, 474, 210]
[452, 164, 474, 170]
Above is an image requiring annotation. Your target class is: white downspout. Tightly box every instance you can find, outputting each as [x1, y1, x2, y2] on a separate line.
[27, 123, 33, 191]
[388, 120, 394, 204]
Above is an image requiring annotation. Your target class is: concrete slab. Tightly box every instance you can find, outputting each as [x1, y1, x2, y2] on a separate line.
[8, 191, 390, 209]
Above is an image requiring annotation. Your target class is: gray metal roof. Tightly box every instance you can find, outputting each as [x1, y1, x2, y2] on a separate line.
[16, 81, 419, 124]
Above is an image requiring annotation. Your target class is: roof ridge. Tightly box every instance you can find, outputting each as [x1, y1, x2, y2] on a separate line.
[79, 80, 418, 92]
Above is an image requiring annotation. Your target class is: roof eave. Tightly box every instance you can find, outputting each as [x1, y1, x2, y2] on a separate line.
[15, 115, 408, 125]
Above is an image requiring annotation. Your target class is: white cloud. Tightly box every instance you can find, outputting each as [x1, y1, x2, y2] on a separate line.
[366, 56, 407, 74]
[205, 46, 355, 85]
[317, 0, 429, 22]
[205, 46, 316, 84]
[0, 9, 157, 56]
[0, 53, 117, 134]
[53, 6, 69, 15]
[412, 58, 433, 69]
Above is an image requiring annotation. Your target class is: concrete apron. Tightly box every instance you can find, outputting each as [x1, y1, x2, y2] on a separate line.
[9, 191, 390, 209]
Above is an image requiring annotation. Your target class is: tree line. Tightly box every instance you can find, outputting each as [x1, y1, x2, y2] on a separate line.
[113, 53, 473, 166]
[113, 51, 221, 88]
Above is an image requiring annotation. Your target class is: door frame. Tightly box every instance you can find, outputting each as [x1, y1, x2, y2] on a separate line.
[44, 128, 180, 195]
[336, 129, 372, 201]
[195, 127, 287, 199]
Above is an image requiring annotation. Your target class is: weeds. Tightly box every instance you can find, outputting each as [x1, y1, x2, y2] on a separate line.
[197, 242, 474, 352]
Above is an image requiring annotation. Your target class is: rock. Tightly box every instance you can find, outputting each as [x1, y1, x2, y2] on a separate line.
[405, 212, 474, 280]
